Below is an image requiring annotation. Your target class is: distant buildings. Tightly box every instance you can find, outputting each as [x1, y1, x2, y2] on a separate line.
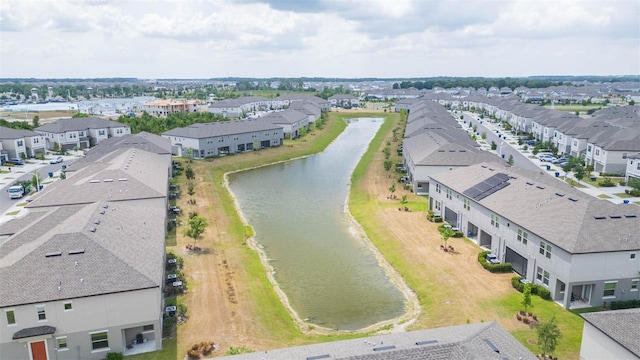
[142, 99, 200, 117]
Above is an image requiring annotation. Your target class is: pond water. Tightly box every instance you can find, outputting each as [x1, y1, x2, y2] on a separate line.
[227, 118, 407, 331]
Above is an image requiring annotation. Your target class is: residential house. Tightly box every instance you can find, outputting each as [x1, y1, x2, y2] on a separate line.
[35, 118, 131, 151]
[585, 127, 640, 175]
[208, 99, 243, 118]
[0, 127, 46, 159]
[162, 119, 283, 158]
[625, 153, 640, 184]
[261, 109, 309, 139]
[220, 322, 536, 360]
[0, 138, 171, 359]
[328, 94, 360, 108]
[142, 99, 200, 117]
[429, 162, 640, 310]
[580, 309, 640, 360]
[289, 101, 321, 124]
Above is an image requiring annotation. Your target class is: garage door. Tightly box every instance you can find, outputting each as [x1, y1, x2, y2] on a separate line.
[444, 207, 457, 225]
[505, 247, 527, 276]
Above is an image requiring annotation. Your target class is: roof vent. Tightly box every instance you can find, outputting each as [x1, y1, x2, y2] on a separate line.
[555, 192, 564, 197]
[46, 251, 62, 258]
[94, 220, 101, 225]
[416, 340, 438, 346]
[103, 179, 113, 182]
[483, 339, 500, 353]
[103, 204, 109, 209]
[90, 179, 100, 183]
[99, 209, 106, 215]
[594, 215, 606, 220]
[488, 168, 495, 171]
[568, 197, 578, 202]
[69, 249, 85, 255]
[624, 214, 637, 218]
[89, 227, 97, 233]
[536, 185, 545, 190]
[609, 215, 622, 219]
[526, 181, 534, 186]
[438, 150, 445, 152]
[118, 178, 127, 182]
[481, 165, 487, 168]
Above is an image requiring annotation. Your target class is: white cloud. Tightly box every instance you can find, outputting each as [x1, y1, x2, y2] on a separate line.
[0, 0, 638, 78]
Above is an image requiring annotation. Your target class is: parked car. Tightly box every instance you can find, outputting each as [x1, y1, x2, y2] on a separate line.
[5, 158, 25, 166]
[538, 154, 557, 162]
[552, 157, 568, 164]
[49, 156, 63, 164]
[485, 253, 500, 264]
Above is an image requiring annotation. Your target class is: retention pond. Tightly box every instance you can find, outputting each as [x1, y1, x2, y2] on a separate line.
[227, 118, 408, 331]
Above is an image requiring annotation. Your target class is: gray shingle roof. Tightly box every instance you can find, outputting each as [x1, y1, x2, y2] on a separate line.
[162, 119, 282, 138]
[581, 309, 640, 357]
[26, 147, 167, 208]
[218, 322, 535, 360]
[261, 109, 308, 125]
[430, 162, 640, 254]
[34, 117, 129, 133]
[0, 201, 165, 307]
[0, 126, 39, 139]
[13, 325, 56, 340]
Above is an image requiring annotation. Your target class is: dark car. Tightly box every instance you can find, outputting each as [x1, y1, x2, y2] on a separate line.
[49, 156, 64, 164]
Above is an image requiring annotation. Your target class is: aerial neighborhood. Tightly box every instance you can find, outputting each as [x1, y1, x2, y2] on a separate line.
[0, 78, 639, 360]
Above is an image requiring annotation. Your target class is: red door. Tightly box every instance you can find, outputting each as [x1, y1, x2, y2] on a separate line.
[30, 341, 47, 360]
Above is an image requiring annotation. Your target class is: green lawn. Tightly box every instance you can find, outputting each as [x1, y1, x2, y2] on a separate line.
[614, 192, 634, 198]
[597, 194, 612, 199]
[543, 105, 601, 113]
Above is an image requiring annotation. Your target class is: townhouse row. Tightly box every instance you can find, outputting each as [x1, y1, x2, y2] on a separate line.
[0, 132, 172, 360]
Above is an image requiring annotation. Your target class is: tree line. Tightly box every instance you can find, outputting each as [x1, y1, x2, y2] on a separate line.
[116, 111, 227, 135]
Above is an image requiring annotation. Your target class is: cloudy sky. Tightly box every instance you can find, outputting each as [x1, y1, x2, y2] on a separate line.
[1, 0, 639, 79]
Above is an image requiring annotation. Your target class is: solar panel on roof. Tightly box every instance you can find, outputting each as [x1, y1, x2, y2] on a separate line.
[306, 355, 330, 360]
[416, 340, 438, 346]
[483, 339, 500, 353]
[373, 346, 396, 352]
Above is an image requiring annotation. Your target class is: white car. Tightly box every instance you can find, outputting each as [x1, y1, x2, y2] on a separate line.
[49, 156, 64, 164]
[538, 154, 557, 162]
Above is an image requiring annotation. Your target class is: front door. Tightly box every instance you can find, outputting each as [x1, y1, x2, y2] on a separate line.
[30, 340, 47, 360]
[582, 284, 592, 303]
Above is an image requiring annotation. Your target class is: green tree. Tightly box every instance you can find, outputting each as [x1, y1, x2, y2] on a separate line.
[574, 164, 586, 183]
[32, 115, 40, 128]
[400, 195, 408, 207]
[537, 316, 561, 357]
[490, 141, 497, 150]
[441, 226, 455, 249]
[52, 142, 60, 153]
[389, 182, 396, 197]
[71, 112, 90, 118]
[481, 132, 487, 140]
[382, 146, 391, 160]
[521, 283, 532, 315]
[183, 215, 207, 247]
[507, 154, 514, 166]
[383, 160, 392, 172]
[185, 165, 195, 181]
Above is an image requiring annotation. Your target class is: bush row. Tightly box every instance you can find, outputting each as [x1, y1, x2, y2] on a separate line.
[437, 224, 464, 237]
[511, 276, 552, 300]
[477, 251, 513, 273]
[609, 299, 640, 310]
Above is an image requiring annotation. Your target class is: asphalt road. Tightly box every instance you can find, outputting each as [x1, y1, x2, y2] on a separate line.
[0, 159, 74, 214]
[462, 111, 543, 173]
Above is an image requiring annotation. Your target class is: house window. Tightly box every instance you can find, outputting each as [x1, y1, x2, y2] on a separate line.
[434, 200, 441, 211]
[5, 310, 15, 325]
[631, 253, 636, 260]
[587, 145, 591, 152]
[622, 153, 627, 159]
[17, 140, 24, 147]
[435, 183, 441, 193]
[143, 324, 154, 331]
[36, 305, 46, 321]
[595, 149, 600, 156]
[491, 214, 500, 228]
[463, 198, 470, 210]
[446, 189, 452, 200]
[603, 282, 617, 297]
[64, 302, 72, 311]
[536, 266, 549, 286]
[90, 331, 109, 351]
[98, 130, 106, 136]
[517, 229, 528, 244]
[631, 279, 639, 291]
[56, 336, 68, 350]
[539, 241, 552, 258]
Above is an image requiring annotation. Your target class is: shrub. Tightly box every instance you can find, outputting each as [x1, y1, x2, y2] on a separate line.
[626, 189, 640, 197]
[610, 299, 640, 310]
[433, 216, 443, 223]
[187, 349, 200, 359]
[511, 276, 552, 300]
[477, 251, 513, 273]
[598, 178, 616, 187]
[163, 317, 176, 337]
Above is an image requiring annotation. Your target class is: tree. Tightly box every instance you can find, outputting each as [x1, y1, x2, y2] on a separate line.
[31, 171, 42, 191]
[574, 164, 586, 183]
[389, 182, 396, 197]
[183, 215, 207, 247]
[383, 160, 392, 172]
[32, 115, 40, 128]
[72, 112, 90, 118]
[400, 195, 408, 207]
[382, 146, 391, 160]
[52, 142, 60, 152]
[490, 141, 497, 150]
[440, 226, 455, 250]
[481, 132, 487, 140]
[507, 154, 514, 166]
[521, 283, 532, 315]
[537, 316, 561, 357]
[185, 165, 195, 181]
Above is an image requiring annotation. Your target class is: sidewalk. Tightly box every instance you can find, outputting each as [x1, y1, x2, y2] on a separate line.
[456, 112, 640, 206]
